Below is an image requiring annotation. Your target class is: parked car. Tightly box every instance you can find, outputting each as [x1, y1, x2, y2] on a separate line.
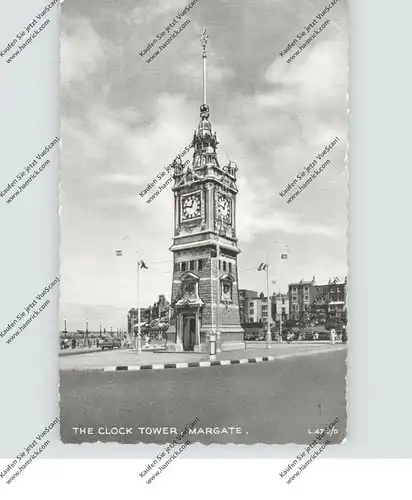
[100, 338, 121, 350]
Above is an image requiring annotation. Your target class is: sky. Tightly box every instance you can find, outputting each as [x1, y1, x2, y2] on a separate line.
[60, 0, 348, 331]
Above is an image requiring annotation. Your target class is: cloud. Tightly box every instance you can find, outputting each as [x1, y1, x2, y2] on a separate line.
[61, 17, 108, 85]
[258, 36, 348, 147]
[236, 177, 338, 242]
[129, 0, 191, 26]
[60, 0, 348, 329]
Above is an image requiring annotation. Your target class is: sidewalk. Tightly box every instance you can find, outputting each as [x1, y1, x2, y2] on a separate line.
[59, 347, 103, 356]
[60, 343, 346, 372]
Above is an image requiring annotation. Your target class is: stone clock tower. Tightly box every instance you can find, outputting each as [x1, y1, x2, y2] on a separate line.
[167, 29, 244, 352]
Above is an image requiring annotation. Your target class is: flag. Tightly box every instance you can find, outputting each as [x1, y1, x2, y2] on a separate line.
[258, 263, 267, 271]
[281, 253, 288, 259]
[140, 260, 148, 269]
[116, 249, 123, 256]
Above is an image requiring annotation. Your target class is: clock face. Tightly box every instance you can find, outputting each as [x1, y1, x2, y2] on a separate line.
[182, 192, 201, 220]
[217, 195, 231, 222]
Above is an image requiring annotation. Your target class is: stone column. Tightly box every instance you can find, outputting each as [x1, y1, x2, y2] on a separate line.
[176, 313, 183, 350]
[194, 309, 202, 351]
[174, 192, 179, 232]
[206, 182, 213, 231]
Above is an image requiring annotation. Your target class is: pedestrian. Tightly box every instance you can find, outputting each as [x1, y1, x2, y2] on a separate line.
[72, 338, 76, 349]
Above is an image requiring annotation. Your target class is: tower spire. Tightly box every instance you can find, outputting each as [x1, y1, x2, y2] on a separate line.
[200, 27, 209, 106]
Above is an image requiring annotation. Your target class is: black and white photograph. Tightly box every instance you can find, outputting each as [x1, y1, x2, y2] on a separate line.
[59, 0, 348, 445]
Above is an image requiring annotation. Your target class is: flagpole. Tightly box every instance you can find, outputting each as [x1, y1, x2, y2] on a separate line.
[266, 251, 271, 349]
[279, 287, 282, 340]
[136, 252, 142, 353]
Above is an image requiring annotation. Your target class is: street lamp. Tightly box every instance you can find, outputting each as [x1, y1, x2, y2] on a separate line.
[265, 251, 271, 349]
[279, 289, 283, 341]
[271, 242, 290, 343]
[136, 253, 142, 353]
[117, 236, 142, 353]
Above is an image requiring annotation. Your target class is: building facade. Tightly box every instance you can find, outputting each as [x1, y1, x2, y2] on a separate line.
[288, 278, 315, 321]
[275, 293, 289, 322]
[127, 307, 151, 334]
[127, 294, 170, 334]
[239, 289, 258, 323]
[288, 276, 347, 323]
[239, 290, 277, 324]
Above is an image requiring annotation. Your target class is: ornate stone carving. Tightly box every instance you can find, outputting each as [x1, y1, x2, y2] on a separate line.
[184, 220, 201, 233]
[175, 272, 204, 308]
[220, 273, 234, 306]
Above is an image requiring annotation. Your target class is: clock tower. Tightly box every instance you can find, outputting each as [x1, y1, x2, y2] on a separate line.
[167, 29, 245, 352]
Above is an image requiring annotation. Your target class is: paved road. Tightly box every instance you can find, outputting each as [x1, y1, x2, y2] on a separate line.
[60, 343, 344, 369]
[60, 348, 347, 445]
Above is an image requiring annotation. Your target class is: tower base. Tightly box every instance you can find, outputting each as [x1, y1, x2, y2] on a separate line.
[166, 322, 245, 353]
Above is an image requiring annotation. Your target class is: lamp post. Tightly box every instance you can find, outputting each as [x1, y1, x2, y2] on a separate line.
[136, 254, 142, 353]
[117, 236, 142, 353]
[279, 288, 283, 341]
[265, 251, 271, 349]
[64, 317, 67, 334]
[271, 241, 290, 343]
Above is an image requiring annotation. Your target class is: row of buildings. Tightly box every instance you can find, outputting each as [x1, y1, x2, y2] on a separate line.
[128, 276, 347, 334]
[127, 294, 171, 334]
[239, 276, 347, 325]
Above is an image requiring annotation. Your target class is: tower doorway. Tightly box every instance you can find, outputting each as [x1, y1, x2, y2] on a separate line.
[182, 315, 196, 351]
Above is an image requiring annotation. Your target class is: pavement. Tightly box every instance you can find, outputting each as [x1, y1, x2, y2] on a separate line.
[59, 343, 346, 371]
[60, 348, 347, 445]
[60, 347, 102, 356]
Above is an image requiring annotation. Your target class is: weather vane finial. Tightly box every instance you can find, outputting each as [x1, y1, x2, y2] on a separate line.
[200, 27, 209, 57]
